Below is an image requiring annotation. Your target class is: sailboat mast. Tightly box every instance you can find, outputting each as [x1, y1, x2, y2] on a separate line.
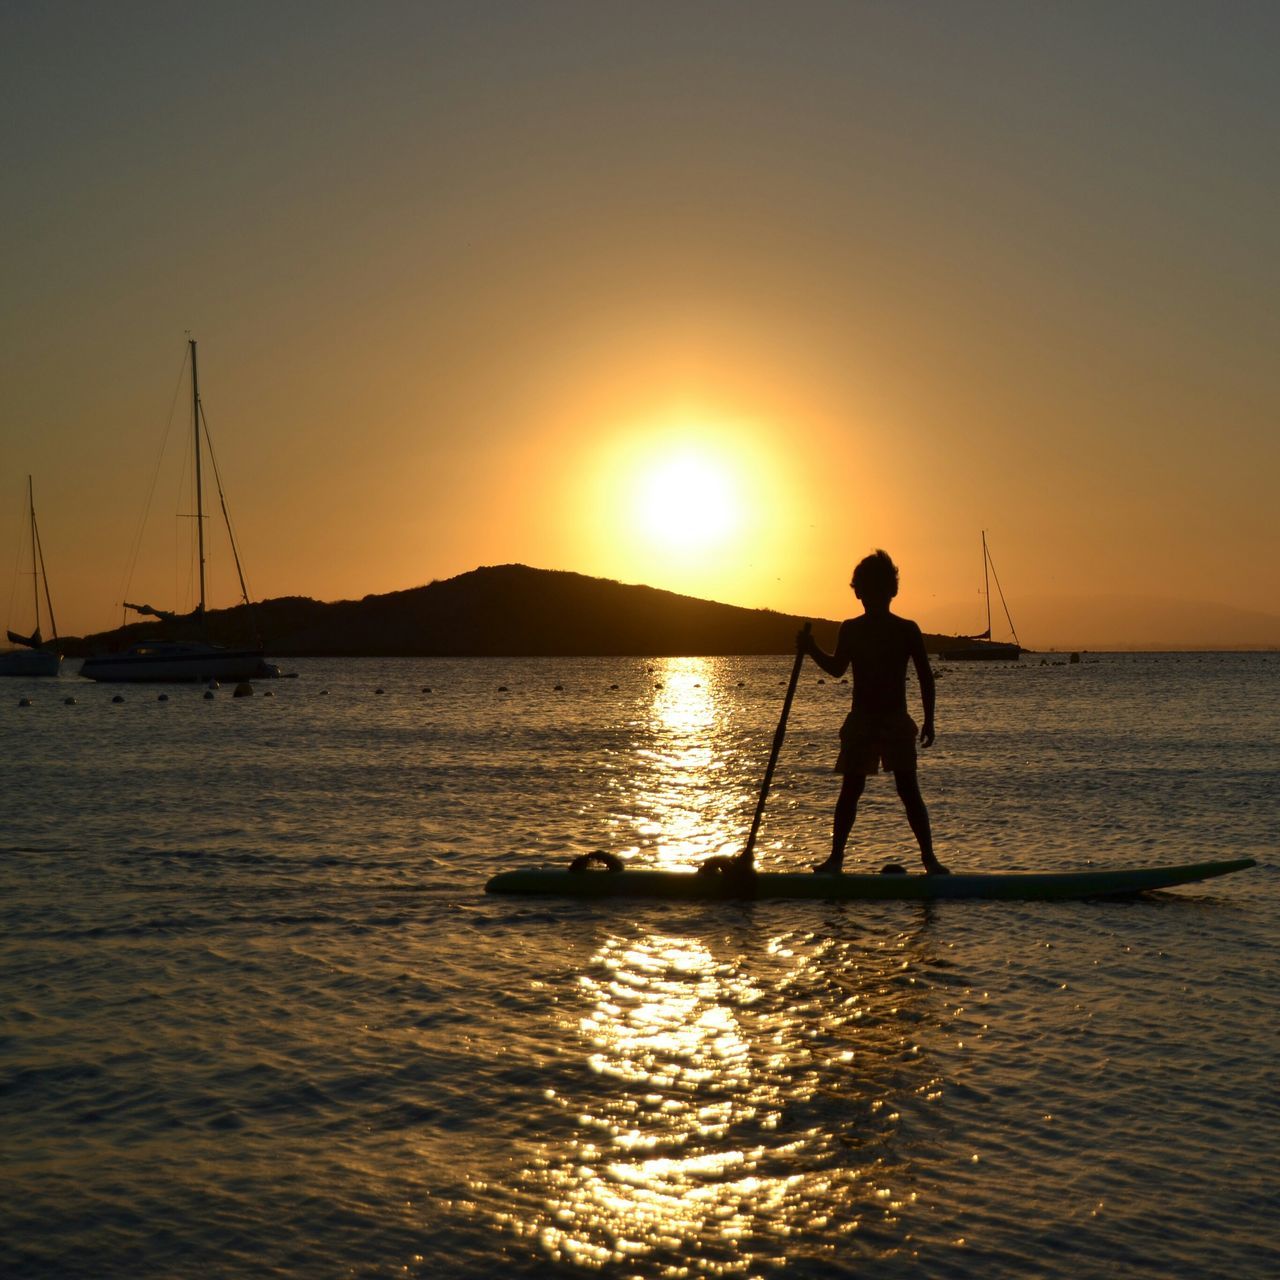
[190, 338, 207, 614]
[31, 480, 58, 643]
[982, 530, 992, 636]
[28, 476, 40, 636]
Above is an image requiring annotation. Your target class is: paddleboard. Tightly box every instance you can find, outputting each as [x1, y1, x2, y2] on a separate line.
[484, 858, 1257, 903]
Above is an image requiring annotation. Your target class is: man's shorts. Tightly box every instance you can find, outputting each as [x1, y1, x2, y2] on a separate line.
[835, 708, 919, 776]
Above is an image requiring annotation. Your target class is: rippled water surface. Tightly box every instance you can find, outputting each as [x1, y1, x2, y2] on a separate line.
[2, 654, 1277, 1278]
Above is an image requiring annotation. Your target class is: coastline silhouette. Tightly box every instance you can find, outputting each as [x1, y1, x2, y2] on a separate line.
[59, 563, 995, 660]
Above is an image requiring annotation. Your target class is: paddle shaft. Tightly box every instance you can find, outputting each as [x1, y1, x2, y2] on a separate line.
[739, 622, 810, 868]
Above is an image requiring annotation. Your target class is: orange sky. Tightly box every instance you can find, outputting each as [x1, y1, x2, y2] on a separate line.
[3, 4, 1277, 648]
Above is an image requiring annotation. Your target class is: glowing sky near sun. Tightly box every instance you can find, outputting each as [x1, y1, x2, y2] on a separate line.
[1, 3, 1277, 648]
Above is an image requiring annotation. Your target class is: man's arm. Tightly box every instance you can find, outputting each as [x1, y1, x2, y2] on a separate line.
[798, 622, 850, 679]
[908, 624, 935, 747]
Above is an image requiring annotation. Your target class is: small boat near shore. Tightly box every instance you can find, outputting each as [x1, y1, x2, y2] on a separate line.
[1, 477, 62, 678]
[80, 339, 271, 684]
[79, 641, 272, 683]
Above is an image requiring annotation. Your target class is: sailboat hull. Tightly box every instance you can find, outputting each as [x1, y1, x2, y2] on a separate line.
[0, 649, 63, 677]
[941, 642, 1021, 661]
[78, 643, 266, 683]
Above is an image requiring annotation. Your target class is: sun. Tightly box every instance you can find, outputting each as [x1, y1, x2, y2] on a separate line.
[633, 447, 741, 552]
[569, 410, 796, 602]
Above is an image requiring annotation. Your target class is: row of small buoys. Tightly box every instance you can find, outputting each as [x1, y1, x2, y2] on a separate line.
[17, 685, 273, 705]
[16, 674, 851, 708]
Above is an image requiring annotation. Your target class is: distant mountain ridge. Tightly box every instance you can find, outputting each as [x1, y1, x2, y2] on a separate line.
[63, 563, 980, 659]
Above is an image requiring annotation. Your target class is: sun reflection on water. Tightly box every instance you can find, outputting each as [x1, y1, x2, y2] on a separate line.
[618, 658, 746, 871]
[504, 920, 949, 1274]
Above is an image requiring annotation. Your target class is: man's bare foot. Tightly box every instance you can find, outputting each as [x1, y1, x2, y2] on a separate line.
[924, 860, 951, 876]
[812, 858, 844, 874]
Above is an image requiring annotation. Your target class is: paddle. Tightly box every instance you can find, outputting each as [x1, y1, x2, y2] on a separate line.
[735, 621, 810, 871]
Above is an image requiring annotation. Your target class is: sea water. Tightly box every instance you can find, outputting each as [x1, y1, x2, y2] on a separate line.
[1, 653, 1276, 1279]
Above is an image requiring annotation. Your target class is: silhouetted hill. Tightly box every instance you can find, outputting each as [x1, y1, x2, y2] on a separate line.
[63, 564, 975, 658]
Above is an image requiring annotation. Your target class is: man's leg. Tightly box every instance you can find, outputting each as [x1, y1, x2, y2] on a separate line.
[893, 769, 948, 874]
[813, 773, 865, 872]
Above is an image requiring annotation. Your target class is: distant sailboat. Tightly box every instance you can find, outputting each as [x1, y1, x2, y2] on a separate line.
[942, 532, 1022, 661]
[0, 477, 62, 677]
[80, 340, 272, 683]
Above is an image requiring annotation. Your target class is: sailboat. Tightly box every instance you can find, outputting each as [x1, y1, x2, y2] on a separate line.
[80, 340, 271, 683]
[941, 532, 1022, 661]
[0, 477, 63, 677]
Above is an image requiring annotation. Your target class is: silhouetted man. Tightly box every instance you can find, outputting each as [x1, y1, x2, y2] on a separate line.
[798, 549, 948, 875]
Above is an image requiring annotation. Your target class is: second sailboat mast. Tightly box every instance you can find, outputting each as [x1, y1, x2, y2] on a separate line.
[28, 475, 41, 636]
[981, 530, 992, 637]
[191, 338, 207, 615]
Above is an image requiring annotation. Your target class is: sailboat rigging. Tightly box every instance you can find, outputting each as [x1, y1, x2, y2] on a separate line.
[1, 477, 62, 677]
[80, 339, 273, 683]
[942, 532, 1022, 661]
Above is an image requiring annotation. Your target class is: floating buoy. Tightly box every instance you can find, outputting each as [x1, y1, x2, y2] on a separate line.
[64, 696, 77, 705]
[375, 688, 384, 695]
[654, 682, 663, 690]
[609, 683, 618, 690]
[498, 686, 509, 692]
[553, 684, 563, 691]
[262, 690, 274, 697]
[233, 683, 253, 698]
[18, 696, 32, 707]
[157, 693, 169, 702]
[203, 690, 215, 700]
[319, 690, 329, 696]
[737, 680, 745, 687]
[422, 687, 431, 693]
[112, 695, 124, 704]
[817, 679, 825, 685]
